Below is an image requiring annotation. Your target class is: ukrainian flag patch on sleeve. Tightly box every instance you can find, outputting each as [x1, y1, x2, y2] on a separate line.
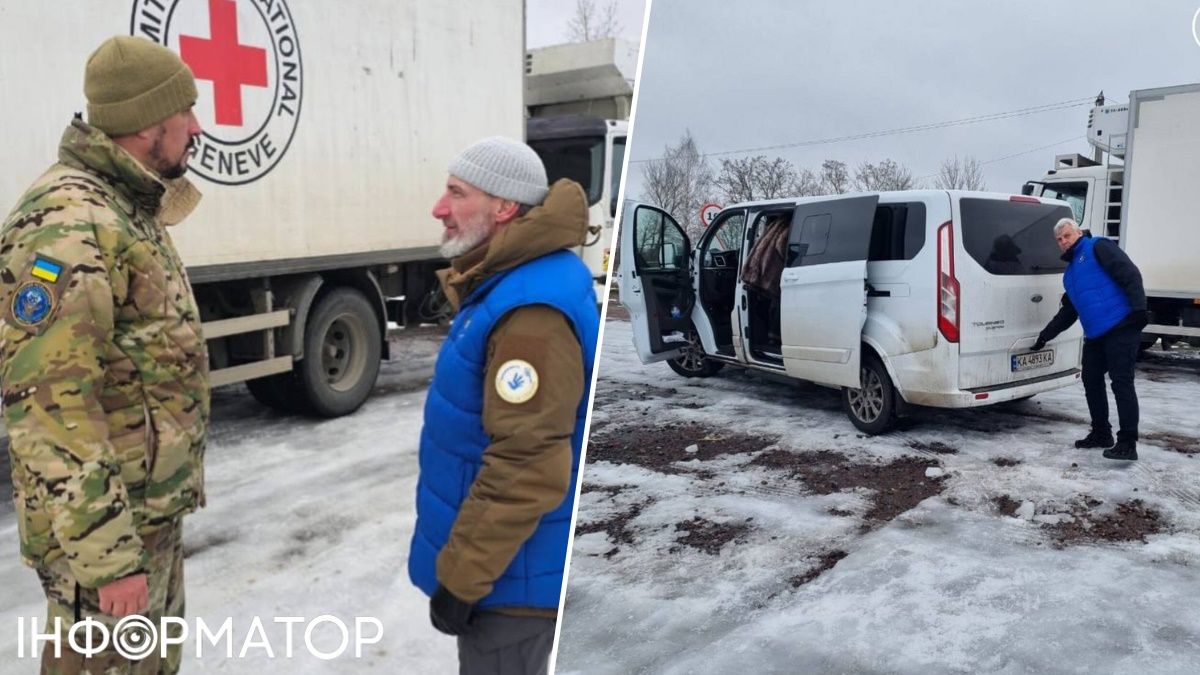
[30, 257, 63, 283]
[6, 254, 70, 335]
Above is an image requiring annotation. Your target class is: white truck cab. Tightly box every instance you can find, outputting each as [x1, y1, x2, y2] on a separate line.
[619, 190, 1084, 433]
[525, 38, 636, 298]
[1022, 85, 1200, 346]
[527, 115, 627, 297]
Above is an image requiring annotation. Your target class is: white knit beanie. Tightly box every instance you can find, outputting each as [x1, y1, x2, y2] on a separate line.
[448, 136, 549, 205]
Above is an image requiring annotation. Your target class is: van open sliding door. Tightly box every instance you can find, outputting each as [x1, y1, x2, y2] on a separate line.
[779, 195, 878, 387]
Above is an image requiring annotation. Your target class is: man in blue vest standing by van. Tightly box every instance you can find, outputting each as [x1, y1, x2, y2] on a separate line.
[408, 136, 598, 674]
[1032, 218, 1147, 461]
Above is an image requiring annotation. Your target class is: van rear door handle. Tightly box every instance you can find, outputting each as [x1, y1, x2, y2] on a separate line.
[866, 284, 891, 298]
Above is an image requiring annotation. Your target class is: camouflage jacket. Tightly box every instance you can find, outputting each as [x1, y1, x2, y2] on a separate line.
[0, 119, 209, 588]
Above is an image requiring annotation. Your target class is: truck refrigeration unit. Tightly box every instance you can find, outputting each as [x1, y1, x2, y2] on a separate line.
[0, 0, 526, 416]
[1022, 85, 1200, 348]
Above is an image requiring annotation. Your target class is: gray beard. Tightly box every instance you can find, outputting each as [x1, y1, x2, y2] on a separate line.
[439, 219, 492, 259]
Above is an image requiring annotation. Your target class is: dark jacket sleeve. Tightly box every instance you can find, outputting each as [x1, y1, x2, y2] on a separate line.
[435, 304, 584, 603]
[1038, 293, 1079, 344]
[1092, 239, 1147, 312]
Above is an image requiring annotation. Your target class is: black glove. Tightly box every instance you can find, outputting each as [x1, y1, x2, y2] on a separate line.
[429, 585, 475, 636]
[1030, 338, 1046, 352]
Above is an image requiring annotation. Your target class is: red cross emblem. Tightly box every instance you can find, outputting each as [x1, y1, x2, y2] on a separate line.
[180, 0, 268, 127]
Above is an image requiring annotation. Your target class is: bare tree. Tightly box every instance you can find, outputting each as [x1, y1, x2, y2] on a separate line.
[934, 155, 987, 191]
[714, 155, 802, 203]
[819, 159, 850, 195]
[566, 0, 621, 42]
[852, 158, 916, 191]
[639, 130, 716, 239]
[793, 168, 822, 197]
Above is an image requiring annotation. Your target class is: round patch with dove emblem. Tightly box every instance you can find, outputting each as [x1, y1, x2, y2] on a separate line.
[495, 359, 539, 404]
[12, 281, 54, 327]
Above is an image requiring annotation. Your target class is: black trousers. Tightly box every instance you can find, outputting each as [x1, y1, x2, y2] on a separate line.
[457, 612, 555, 675]
[1081, 323, 1141, 442]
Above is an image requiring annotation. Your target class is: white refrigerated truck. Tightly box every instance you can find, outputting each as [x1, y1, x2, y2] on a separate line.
[1022, 85, 1200, 346]
[0, 0, 526, 416]
[525, 38, 635, 297]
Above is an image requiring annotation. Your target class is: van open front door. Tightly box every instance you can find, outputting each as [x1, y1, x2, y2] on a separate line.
[779, 195, 878, 387]
[619, 202, 696, 364]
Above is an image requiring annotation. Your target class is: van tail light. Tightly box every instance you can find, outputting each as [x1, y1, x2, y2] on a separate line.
[937, 221, 960, 343]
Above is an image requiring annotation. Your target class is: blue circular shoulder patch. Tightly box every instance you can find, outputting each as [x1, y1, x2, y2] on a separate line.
[13, 282, 54, 326]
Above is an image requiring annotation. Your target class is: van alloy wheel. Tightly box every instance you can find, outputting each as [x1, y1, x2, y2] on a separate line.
[677, 337, 707, 372]
[841, 354, 898, 434]
[848, 367, 885, 422]
[667, 329, 724, 378]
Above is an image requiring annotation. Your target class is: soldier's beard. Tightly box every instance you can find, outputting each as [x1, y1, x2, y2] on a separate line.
[439, 213, 494, 259]
[149, 128, 193, 180]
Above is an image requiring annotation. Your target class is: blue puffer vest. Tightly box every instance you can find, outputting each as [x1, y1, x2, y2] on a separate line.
[408, 249, 598, 610]
[1063, 236, 1131, 339]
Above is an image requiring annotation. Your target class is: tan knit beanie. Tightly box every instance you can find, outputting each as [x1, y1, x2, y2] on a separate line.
[85, 36, 198, 136]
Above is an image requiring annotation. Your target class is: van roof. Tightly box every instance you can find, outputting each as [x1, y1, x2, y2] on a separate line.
[723, 189, 1066, 211]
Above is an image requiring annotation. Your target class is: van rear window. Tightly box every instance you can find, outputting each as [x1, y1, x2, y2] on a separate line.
[960, 198, 1072, 275]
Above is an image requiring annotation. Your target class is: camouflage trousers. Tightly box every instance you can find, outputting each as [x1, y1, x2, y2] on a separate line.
[37, 518, 185, 675]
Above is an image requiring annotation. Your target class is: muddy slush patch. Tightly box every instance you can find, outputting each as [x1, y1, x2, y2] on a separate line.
[749, 449, 945, 524]
[671, 516, 753, 555]
[574, 498, 656, 552]
[1141, 431, 1200, 455]
[586, 422, 778, 475]
[993, 495, 1022, 517]
[906, 440, 959, 455]
[993, 457, 1022, 467]
[790, 550, 849, 587]
[1047, 499, 1165, 545]
[580, 482, 636, 497]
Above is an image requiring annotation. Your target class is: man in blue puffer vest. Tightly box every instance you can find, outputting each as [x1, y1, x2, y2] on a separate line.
[1033, 218, 1147, 461]
[408, 136, 599, 674]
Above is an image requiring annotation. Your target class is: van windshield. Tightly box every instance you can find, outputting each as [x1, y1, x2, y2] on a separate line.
[960, 198, 1072, 275]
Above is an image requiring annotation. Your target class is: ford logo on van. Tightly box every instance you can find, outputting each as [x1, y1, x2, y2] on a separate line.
[1031, 294, 1043, 303]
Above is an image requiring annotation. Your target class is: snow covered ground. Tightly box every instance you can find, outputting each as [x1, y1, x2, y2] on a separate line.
[557, 317, 1200, 675]
[0, 329, 457, 674]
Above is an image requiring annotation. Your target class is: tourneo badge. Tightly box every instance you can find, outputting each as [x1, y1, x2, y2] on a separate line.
[131, 0, 304, 185]
[495, 360, 539, 404]
[12, 281, 54, 327]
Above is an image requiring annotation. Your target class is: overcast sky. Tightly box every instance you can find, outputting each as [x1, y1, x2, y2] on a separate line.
[623, 0, 1200, 215]
[526, 0, 647, 48]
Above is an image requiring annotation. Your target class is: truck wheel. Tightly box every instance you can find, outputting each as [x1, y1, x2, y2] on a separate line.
[297, 287, 382, 417]
[666, 329, 723, 378]
[842, 354, 898, 435]
[246, 373, 307, 414]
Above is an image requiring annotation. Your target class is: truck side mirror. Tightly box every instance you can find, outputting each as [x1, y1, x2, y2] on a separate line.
[1021, 183, 1035, 196]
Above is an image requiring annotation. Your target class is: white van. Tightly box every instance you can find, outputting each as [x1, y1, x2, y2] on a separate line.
[618, 190, 1085, 433]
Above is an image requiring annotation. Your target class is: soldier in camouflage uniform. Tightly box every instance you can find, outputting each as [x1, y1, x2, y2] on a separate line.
[1, 36, 209, 674]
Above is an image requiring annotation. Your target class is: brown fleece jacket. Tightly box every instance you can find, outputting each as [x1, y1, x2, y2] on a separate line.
[435, 179, 590, 618]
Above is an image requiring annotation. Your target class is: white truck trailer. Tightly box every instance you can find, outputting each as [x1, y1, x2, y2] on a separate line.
[0, 0, 525, 416]
[524, 38, 636, 296]
[1022, 85, 1200, 346]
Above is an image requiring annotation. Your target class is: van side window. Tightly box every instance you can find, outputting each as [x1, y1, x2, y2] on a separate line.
[868, 203, 927, 261]
[788, 213, 831, 263]
[634, 208, 686, 270]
